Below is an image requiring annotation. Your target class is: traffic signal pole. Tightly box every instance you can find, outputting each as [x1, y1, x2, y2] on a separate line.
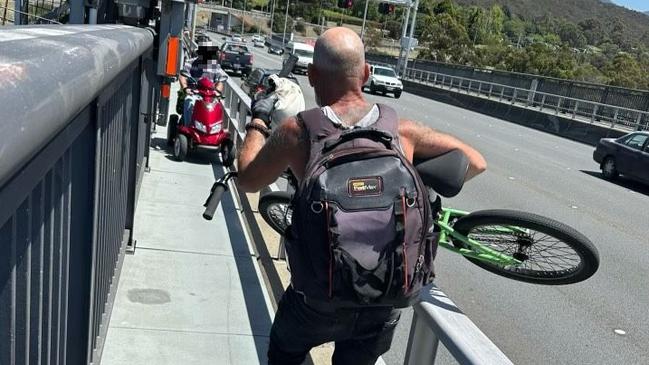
[402, 0, 418, 76]
[360, 0, 369, 42]
[396, 2, 410, 76]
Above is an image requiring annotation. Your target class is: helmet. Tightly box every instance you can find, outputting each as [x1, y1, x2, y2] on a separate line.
[197, 77, 215, 91]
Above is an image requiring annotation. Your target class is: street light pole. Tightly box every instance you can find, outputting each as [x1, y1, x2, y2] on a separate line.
[282, 0, 290, 46]
[360, 0, 369, 42]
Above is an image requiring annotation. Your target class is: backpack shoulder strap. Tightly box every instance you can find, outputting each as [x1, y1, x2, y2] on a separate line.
[297, 107, 340, 142]
[372, 103, 402, 150]
[297, 107, 344, 177]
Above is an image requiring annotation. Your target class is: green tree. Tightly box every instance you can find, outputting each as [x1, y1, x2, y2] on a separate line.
[573, 63, 608, 84]
[419, 12, 472, 63]
[578, 18, 605, 46]
[504, 17, 526, 45]
[558, 22, 587, 48]
[269, 12, 294, 34]
[604, 53, 646, 89]
[433, 0, 457, 17]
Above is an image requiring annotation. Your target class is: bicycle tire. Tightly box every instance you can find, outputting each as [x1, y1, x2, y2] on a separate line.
[452, 209, 599, 285]
[258, 191, 293, 236]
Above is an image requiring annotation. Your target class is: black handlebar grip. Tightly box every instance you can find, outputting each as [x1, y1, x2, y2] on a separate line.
[203, 182, 227, 220]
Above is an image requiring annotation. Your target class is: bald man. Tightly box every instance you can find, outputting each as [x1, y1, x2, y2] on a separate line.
[238, 28, 486, 364]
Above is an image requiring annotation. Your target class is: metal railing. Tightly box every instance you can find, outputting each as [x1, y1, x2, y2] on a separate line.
[199, 4, 271, 19]
[401, 67, 649, 132]
[217, 76, 513, 365]
[0, 25, 156, 365]
[366, 54, 649, 115]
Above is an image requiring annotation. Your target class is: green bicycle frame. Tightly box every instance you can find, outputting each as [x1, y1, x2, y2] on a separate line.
[435, 207, 523, 266]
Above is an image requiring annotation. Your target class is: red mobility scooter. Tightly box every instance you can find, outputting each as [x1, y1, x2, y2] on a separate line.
[167, 71, 234, 166]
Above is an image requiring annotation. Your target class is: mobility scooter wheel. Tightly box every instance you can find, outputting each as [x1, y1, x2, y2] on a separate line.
[167, 115, 179, 146]
[220, 139, 235, 167]
[174, 134, 189, 161]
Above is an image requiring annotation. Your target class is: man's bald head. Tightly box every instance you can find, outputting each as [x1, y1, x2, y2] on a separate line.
[313, 27, 366, 79]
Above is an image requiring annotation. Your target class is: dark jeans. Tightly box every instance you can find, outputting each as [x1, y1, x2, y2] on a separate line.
[268, 286, 401, 365]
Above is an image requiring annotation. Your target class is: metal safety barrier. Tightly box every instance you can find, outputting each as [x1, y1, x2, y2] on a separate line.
[401, 68, 649, 132]
[0, 25, 156, 364]
[218, 76, 513, 365]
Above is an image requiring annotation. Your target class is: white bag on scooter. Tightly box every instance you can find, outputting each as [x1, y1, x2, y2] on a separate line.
[267, 74, 306, 129]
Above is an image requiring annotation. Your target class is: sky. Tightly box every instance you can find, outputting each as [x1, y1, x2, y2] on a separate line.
[612, 0, 649, 12]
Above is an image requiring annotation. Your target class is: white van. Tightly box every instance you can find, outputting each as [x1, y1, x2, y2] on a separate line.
[283, 42, 314, 74]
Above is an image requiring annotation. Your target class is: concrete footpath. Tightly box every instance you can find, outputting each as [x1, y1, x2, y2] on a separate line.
[100, 119, 275, 363]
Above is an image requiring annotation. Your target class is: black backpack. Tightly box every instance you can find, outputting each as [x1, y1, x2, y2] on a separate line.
[286, 104, 437, 308]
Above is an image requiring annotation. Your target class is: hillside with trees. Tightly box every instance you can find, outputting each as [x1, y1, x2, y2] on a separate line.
[226, 0, 649, 89]
[408, 0, 649, 89]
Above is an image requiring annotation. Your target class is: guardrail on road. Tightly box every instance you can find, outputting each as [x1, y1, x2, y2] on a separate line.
[218, 76, 514, 365]
[368, 57, 648, 133]
[399, 67, 649, 132]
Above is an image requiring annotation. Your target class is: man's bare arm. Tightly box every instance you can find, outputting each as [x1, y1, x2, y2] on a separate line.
[399, 119, 487, 181]
[237, 117, 302, 192]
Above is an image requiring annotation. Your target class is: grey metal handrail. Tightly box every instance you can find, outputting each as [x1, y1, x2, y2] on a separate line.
[0, 25, 156, 364]
[218, 76, 513, 365]
[0, 24, 153, 188]
[400, 67, 649, 132]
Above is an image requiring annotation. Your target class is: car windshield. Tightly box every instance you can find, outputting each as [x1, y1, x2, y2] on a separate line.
[374, 67, 397, 77]
[227, 45, 249, 53]
[295, 49, 313, 58]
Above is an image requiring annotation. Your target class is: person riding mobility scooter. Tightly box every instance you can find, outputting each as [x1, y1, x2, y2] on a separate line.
[167, 70, 234, 165]
[167, 43, 235, 166]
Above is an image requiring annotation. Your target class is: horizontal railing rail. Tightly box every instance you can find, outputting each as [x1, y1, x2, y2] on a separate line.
[199, 4, 271, 19]
[218, 75, 514, 365]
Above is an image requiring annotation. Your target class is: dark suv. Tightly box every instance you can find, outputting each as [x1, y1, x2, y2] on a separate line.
[593, 131, 649, 184]
[240, 68, 299, 101]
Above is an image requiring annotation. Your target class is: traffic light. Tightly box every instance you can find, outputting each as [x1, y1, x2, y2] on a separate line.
[337, 0, 353, 9]
[378, 3, 395, 14]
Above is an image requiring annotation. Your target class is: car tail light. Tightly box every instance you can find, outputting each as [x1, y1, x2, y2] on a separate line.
[256, 85, 264, 94]
[249, 54, 253, 64]
[219, 53, 225, 61]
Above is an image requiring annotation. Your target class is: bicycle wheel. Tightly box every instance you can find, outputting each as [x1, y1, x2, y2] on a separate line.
[258, 191, 293, 236]
[452, 209, 599, 285]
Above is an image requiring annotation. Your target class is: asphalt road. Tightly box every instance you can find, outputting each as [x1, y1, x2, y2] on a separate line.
[217, 36, 649, 365]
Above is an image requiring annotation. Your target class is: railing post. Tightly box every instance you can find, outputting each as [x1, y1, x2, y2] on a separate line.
[488, 84, 493, 99]
[611, 108, 619, 128]
[572, 101, 579, 119]
[499, 87, 505, 102]
[426, 73, 430, 84]
[404, 311, 438, 365]
[591, 104, 599, 123]
[635, 112, 642, 131]
[478, 81, 482, 96]
[556, 97, 561, 115]
[511, 89, 517, 105]
[238, 96, 247, 132]
[539, 94, 546, 110]
[468, 80, 473, 94]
